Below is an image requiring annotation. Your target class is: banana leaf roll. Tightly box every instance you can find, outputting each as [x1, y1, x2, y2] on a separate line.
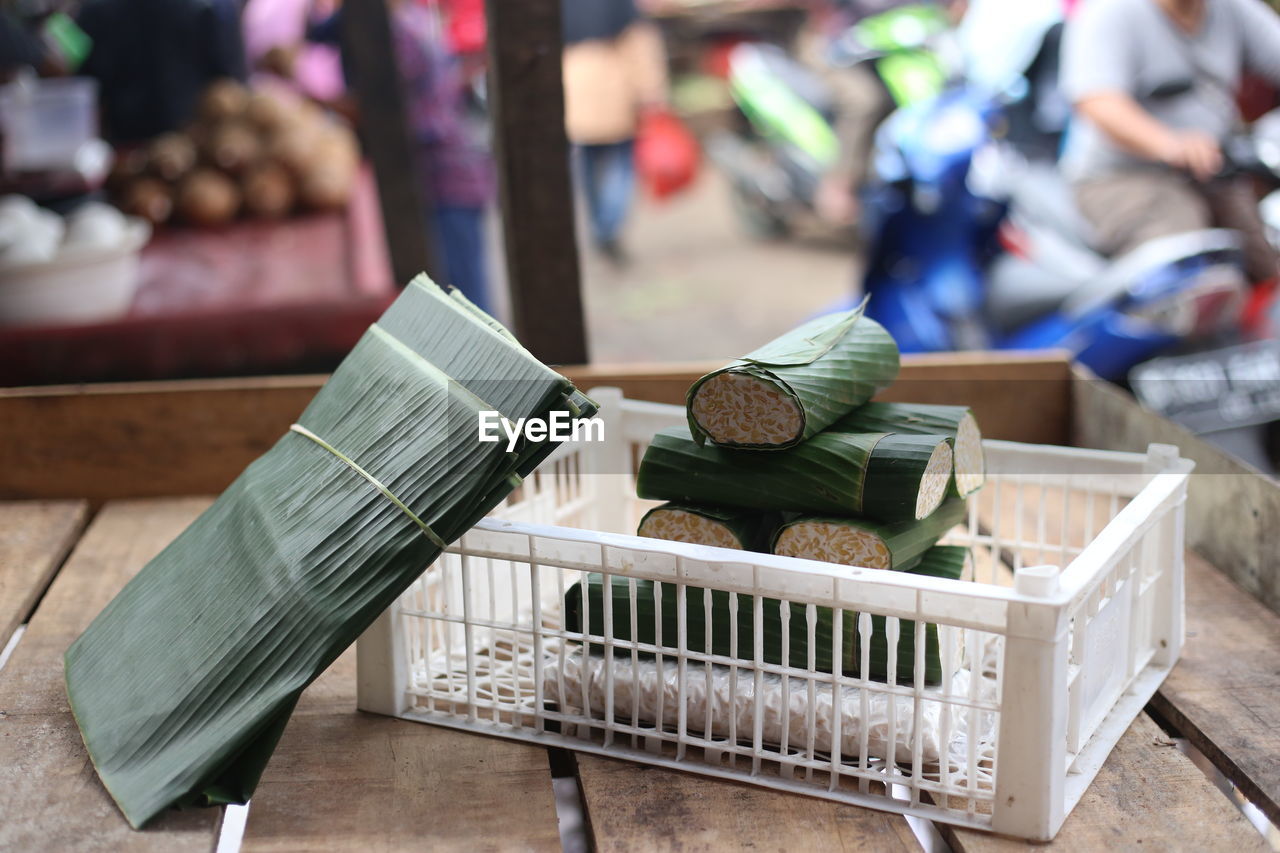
[636, 425, 954, 523]
[832, 402, 985, 497]
[685, 301, 899, 449]
[637, 503, 784, 552]
[771, 499, 968, 571]
[563, 545, 969, 685]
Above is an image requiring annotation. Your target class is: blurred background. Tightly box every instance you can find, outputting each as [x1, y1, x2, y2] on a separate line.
[2, 0, 1280, 469]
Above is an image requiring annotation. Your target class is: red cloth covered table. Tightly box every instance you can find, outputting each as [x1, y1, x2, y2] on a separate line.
[0, 169, 397, 386]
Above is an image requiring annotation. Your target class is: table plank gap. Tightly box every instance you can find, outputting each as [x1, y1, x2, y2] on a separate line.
[241, 647, 563, 852]
[575, 752, 922, 852]
[0, 500, 90, 643]
[0, 497, 220, 852]
[1149, 551, 1280, 827]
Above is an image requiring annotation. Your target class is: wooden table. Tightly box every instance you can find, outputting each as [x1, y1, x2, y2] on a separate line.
[1, 357, 1278, 850]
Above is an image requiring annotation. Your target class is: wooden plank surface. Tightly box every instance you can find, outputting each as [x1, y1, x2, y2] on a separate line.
[0, 376, 322, 503]
[0, 353, 1072, 502]
[0, 498, 221, 851]
[575, 753, 921, 852]
[1149, 552, 1280, 827]
[1073, 368, 1280, 616]
[0, 501, 88, 643]
[241, 649, 564, 852]
[942, 714, 1268, 852]
[486, 0, 588, 365]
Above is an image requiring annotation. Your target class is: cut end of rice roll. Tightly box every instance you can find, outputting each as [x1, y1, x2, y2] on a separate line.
[773, 521, 893, 570]
[915, 439, 954, 519]
[772, 500, 968, 573]
[953, 412, 985, 496]
[639, 507, 745, 550]
[857, 433, 954, 523]
[832, 402, 986, 498]
[688, 371, 804, 448]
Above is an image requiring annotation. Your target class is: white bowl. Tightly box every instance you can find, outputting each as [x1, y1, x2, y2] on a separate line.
[0, 218, 151, 326]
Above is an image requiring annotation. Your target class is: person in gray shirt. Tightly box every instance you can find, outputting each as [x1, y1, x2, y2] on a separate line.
[1060, 0, 1280, 282]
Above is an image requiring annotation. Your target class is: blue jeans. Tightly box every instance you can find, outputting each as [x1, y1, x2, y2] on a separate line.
[577, 140, 635, 246]
[432, 205, 491, 315]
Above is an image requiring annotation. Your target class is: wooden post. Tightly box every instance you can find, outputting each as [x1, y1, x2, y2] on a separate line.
[485, 0, 589, 364]
[343, 0, 436, 286]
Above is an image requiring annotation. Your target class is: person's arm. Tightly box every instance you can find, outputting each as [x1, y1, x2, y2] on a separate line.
[1237, 0, 1280, 87]
[1076, 92, 1222, 180]
[621, 20, 668, 111]
[1062, 0, 1220, 181]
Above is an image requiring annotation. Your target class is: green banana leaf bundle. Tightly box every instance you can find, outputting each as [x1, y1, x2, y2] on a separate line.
[563, 545, 968, 686]
[685, 301, 899, 449]
[832, 402, 986, 497]
[64, 275, 597, 829]
[636, 425, 954, 523]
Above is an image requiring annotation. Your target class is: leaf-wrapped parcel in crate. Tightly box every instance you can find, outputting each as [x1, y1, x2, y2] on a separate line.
[685, 302, 899, 449]
[832, 402, 986, 497]
[772, 499, 967, 572]
[63, 276, 597, 829]
[563, 545, 967, 686]
[637, 425, 954, 523]
[637, 502, 784, 551]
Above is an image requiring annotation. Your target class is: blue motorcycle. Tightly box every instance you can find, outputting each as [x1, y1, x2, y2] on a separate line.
[858, 89, 1006, 354]
[856, 88, 1255, 380]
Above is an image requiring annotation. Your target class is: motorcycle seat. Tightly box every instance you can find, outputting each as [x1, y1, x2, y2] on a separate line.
[1064, 228, 1244, 317]
[1004, 161, 1098, 249]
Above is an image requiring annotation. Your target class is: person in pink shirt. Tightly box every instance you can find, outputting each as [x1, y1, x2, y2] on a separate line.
[242, 0, 346, 106]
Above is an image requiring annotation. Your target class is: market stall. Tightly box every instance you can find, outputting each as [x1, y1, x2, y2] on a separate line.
[1, 0, 583, 377]
[2, 0, 1278, 846]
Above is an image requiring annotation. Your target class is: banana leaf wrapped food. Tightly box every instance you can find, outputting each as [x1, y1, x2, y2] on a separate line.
[772, 498, 967, 571]
[637, 503, 783, 552]
[636, 425, 954, 523]
[563, 545, 969, 685]
[833, 402, 985, 497]
[64, 275, 597, 828]
[685, 302, 899, 449]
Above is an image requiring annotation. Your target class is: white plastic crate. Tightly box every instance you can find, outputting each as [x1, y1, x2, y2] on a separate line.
[356, 388, 1194, 840]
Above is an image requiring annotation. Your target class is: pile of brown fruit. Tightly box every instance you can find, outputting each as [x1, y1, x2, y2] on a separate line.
[110, 79, 360, 228]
